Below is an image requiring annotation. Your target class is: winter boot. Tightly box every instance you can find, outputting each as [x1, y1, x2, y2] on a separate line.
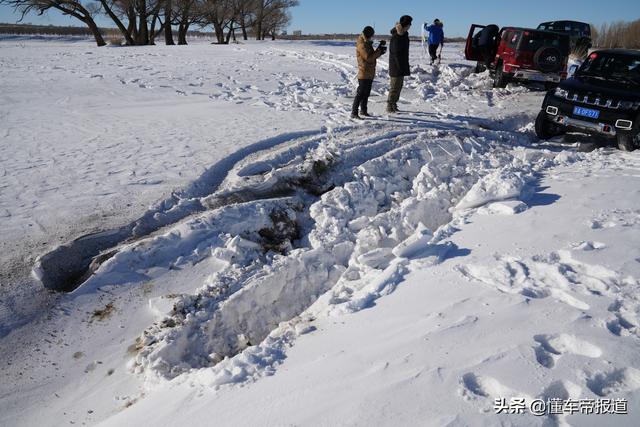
[351, 112, 363, 120]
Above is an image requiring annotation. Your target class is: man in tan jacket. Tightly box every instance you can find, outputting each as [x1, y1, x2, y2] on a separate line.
[352, 26, 386, 119]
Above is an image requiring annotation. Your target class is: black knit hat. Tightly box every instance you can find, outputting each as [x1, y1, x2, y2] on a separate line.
[399, 15, 413, 28]
[363, 26, 375, 38]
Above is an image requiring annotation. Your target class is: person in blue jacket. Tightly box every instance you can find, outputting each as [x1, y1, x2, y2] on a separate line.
[425, 19, 444, 65]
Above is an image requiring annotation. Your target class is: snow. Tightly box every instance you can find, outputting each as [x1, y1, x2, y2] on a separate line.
[1, 36, 639, 427]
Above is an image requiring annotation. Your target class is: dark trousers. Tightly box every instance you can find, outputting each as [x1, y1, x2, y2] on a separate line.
[428, 44, 439, 61]
[352, 79, 373, 114]
[480, 45, 494, 69]
[387, 76, 404, 110]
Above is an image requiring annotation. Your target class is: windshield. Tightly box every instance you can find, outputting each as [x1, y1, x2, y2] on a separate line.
[520, 32, 569, 54]
[577, 52, 640, 85]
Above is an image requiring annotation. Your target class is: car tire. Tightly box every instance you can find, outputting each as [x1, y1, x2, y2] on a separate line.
[544, 82, 558, 91]
[493, 63, 507, 88]
[533, 47, 563, 73]
[617, 132, 638, 152]
[535, 110, 562, 140]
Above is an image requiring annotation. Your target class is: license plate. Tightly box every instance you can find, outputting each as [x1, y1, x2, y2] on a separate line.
[528, 74, 545, 81]
[573, 106, 600, 119]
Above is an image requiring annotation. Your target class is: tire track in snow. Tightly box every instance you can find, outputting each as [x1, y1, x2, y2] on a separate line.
[104, 120, 585, 384]
[32, 129, 328, 293]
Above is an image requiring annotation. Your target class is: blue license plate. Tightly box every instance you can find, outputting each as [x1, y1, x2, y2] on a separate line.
[573, 106, 600, 119]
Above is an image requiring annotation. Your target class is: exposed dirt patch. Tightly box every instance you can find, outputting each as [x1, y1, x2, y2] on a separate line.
[258, 208, 301, 253]
[91, 302, 115, 321]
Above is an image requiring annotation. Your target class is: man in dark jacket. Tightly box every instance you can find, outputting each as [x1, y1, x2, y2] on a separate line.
[387, 14, 412, 113]
[351, 26, 386, 119]
[474, 24, 499, 72]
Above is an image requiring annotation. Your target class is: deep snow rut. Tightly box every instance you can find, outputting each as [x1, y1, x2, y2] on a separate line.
[85, 120, 581, 383]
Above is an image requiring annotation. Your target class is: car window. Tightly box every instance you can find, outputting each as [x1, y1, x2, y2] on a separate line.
[508, 31, 520, 48]
[520, 32, 569, 54]
[538, 21, 590, 37]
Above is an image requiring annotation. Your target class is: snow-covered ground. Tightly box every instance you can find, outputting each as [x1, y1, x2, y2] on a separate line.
[1, 36, 638, 427]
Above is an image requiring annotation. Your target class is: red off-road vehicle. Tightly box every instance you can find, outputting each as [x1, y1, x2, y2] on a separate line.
[465, 24, 571, 88]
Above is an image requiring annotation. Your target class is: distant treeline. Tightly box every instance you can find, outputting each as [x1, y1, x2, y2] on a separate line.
[223, 33, 466, 43]
[592, 19, 640, 49]
[0, 23, 466, 44]
[0, 0, 298, 47]
[0, 23, 213, 39]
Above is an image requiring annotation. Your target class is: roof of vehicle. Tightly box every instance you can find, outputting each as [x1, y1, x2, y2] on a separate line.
[538, 20, 590, 26]
[500, 27, 570, 38]
[590, 48, 640, 56]
[501, 27, 567, 34]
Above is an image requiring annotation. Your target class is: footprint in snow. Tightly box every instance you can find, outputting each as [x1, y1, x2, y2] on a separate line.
[589, 219, 616, 229]
[460, 372, 526, 401]
[586, 367, 640, 396]
[533, 334, 602, 369]
[570, 241, 606, 251]
[606, 300, 638, 337]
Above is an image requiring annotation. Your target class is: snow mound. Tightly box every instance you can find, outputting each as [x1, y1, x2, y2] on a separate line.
[455, 167, 528, 210]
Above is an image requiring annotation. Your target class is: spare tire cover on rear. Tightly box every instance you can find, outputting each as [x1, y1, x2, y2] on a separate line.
[534, 47, 562, 72]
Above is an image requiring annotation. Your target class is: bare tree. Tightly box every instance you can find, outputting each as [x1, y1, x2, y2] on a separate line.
[92, 0, 166, 45]
[252, 0, 296, 40]
[0, 0, 106, 46]
[592, 19, 640, 49]
[172, 0, 199, 44]
[624, 20, 640, 49]
[200, 0, 234, 44]
[163, 0, 174, 44]
[262, 1, 291, 40]
[234, 0, 255, 40]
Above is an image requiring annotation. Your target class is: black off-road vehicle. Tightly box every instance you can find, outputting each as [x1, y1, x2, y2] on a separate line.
[537, 20, 592, 54]
[535, 49, 640, 151]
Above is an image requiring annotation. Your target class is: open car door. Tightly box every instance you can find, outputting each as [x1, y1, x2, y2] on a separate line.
[465, 24, 486, 61]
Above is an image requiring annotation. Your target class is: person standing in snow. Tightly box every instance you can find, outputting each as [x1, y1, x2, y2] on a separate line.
[425, 19, 444, 65]
[351, 26, 386, 119]
[387, 15, 412, 114]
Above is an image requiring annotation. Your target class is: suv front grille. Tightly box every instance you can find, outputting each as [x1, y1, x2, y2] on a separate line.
[560, 91, 622, 109]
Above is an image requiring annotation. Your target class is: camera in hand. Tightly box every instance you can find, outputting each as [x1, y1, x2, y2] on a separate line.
[378, 40, 387, 54]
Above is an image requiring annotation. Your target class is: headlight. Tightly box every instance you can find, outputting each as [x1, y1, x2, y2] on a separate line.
[554, 87, 569, 98]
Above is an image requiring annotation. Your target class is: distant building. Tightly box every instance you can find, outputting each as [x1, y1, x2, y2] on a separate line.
[293, 30, 302, 37]
[281, 30, 288, 36]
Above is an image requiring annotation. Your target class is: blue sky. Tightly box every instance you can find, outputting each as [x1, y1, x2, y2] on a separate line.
[1, 0, 639, 37]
